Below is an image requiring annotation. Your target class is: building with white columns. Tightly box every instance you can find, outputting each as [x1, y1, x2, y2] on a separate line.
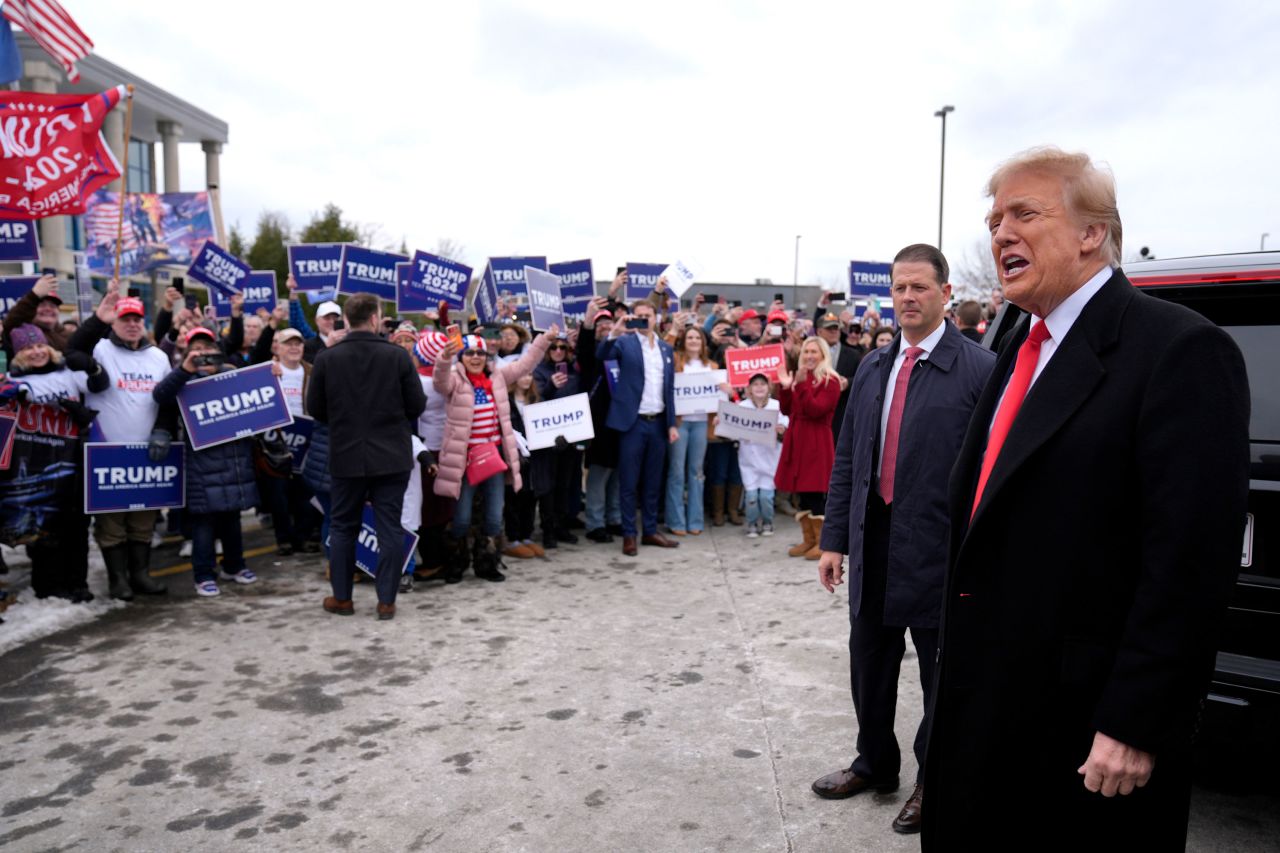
[12, 33, 228, 309]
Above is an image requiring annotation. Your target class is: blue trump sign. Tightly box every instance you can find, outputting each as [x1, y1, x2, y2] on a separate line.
[0, 275, 40, 320]
[848, 261, 893, 299]
[210, 271, 278, 319]
[485, 256, 546, 308]
[261, 414, 313, 474]
[0, 220, 39, 262]
[402, 250, 473, 313]
[625, 262, 666, 300]
[177, 362, 294, 451]
[188, 241, 250, 295]
[474, 267, 500, 325]
[83, 442, 185, 513]
[550, 259, 594, 319]
[347, 504, 418, 577]
[524, 266, 565, 332]
[338, 245, 408, 302]
[287, 243, 346, 293]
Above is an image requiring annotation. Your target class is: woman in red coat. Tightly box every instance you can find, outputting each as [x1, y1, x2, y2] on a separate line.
[775, 337, 845, 559]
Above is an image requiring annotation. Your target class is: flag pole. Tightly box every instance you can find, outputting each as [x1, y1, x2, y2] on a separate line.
[113, 84, 135, 283]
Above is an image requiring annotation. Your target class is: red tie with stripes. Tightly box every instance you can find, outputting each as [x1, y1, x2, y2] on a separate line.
[970, 320, 1052, 517]
[878, 346, 924, 504]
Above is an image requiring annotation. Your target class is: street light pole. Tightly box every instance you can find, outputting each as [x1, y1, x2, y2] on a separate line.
[793, 234, 801, 308]
[934, 105, 955, 251]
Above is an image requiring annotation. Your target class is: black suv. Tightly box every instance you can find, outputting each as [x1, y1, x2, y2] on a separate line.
[984, 252, 1278, 762]
[1126, 252, 1278, 755]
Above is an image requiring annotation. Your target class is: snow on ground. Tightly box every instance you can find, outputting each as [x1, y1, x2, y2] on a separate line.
[0, 544, 126, 657]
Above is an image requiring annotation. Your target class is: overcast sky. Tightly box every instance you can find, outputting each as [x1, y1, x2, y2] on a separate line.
[78, 1, 1280, 287]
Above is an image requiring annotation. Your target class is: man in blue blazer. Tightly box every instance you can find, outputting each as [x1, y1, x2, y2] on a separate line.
[596, 299, 680, 556]
[813, 244, 995, 834]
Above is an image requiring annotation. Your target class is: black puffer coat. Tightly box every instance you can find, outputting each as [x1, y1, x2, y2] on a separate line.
[152, 365, 259, 514]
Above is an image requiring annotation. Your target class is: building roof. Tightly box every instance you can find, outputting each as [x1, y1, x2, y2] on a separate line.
[16, 33, 228, 145]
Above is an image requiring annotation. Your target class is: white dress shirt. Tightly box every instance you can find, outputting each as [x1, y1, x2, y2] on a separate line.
[878, 319, 947, 480]
[637, 333, 665, 415]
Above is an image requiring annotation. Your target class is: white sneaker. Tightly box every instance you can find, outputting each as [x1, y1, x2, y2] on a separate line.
[219, 568, 258, 585]
[761, 524, 774, 537]
[178, 540, 193, 558]
[746, 525, 759, 539]
[194, 580, 220, 597]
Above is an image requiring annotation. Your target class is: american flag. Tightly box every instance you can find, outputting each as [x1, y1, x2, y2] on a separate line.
[469, 387, 500, 444]
[82, 201, 138, 251]
[3, 0, 93, 82]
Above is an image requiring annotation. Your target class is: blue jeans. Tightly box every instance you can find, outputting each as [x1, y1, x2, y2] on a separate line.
[190, 510, 245, 583]
[584, 464, 620, 531]
[452, 472, 506, 538]
[705, 441, 742, 487]
[744, 488, 775, 527]
[665, 420, 707, 532]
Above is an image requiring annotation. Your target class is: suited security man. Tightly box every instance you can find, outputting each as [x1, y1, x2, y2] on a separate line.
[596, 298, 680, 556]
[923, 148, 1250, 848]
[813, 244, 994, 834]
[308, 292, 427, 621]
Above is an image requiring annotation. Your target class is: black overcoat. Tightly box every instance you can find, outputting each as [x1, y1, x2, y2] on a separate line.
[307, 331, 426, 479]
[923, 270, 1251, 848]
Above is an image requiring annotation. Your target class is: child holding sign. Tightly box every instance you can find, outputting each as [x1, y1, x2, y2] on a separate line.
[152, 328, 261, 597]
[736, 374, 789, 538]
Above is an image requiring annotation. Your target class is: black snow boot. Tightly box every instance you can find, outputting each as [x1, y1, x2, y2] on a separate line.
[102, 544, 133, 601]
[126, 540, 167, 596]
[472, 536, 506, 583]
[443, 534, 469, 584]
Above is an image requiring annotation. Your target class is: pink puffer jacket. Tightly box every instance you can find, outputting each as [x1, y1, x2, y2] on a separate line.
[432, 335, 550, 499]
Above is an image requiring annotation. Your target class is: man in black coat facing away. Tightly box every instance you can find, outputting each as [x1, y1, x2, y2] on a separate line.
[812, 244, 994, 834]
[924, 148, 1250, 848]
[308, 293, 426, 621]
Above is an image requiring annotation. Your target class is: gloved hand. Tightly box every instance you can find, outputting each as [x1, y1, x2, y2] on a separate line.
[554, 435, 569, 451]
[57, 398, 99, 429]
[147, 428, 172, 462]
[62, 350, 95, 373]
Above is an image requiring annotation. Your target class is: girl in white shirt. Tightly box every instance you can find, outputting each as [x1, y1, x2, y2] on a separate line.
[736, 374, 789, 537]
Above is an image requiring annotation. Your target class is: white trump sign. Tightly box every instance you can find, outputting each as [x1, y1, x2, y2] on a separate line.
[522, 392, 595, 450]
[674, 369, 726, 416]
[714, 400, 778, 446]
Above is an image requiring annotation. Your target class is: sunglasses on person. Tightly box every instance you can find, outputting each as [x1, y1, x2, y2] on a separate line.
[549, 343, 570, 351]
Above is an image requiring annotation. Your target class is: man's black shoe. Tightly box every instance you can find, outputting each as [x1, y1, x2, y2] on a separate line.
[585, 528, 613, 543]
[555, 528, 579, 544]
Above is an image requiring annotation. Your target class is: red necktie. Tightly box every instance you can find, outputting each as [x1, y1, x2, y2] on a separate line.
[878, 346, 924, 504]
[970, 321, 1052, 517]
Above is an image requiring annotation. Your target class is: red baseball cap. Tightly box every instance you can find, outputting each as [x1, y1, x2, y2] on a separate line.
[117, 297, 145, 317]
[738, 309, 760, 322]
[184, 326, 215, 345]
[766, 309, 789, 324]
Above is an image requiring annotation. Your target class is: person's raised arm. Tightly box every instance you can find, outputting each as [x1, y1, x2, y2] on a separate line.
[499, 325, 555, 385]
[286, 275, 317, 339]
[3, 274, 55, 334]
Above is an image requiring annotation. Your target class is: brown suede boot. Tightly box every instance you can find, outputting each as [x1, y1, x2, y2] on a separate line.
[726, 485, 745, 525]
[804, 514, 825, 560]
[709, 485, 727, 527]
[787, 510, 813, 557]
